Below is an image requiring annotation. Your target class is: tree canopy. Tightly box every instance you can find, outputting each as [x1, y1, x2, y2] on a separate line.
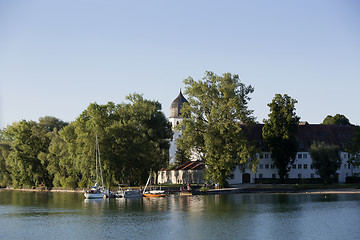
[322, 114, 351, 125]
[176, 71, 258, 188]
[309, 142, 342, 184]
[262, 94, 300, 180]
[346, 126, 360, 167]
[0, 94, 172, 189]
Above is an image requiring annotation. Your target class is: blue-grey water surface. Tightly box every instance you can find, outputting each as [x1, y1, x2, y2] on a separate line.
[0, 190, 359, 240]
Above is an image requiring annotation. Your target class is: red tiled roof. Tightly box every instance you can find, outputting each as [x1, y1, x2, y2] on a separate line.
[174, 161, 204, 170]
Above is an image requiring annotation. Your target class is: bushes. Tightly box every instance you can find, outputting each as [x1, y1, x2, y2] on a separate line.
[346, 177, 360, 183]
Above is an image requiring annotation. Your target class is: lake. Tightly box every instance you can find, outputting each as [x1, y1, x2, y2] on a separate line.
[0, 190, 359, 240]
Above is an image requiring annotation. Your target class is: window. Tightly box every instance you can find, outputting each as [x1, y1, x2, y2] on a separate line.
[260, 153, 264, 159]
[298, 164, 302, 169]
[264, 153, 269, 158]
[304, 164, 308, 169]
[259, 164, 263, 169]
[292, 164, 296, 169]
[310, 164, 314, 169]
[298, 154, 302, 159]
[303, 154, 307, 159]
[348, 163, 351, 169]
[265, 164, 269, 169]
[271, 164, 275, 169]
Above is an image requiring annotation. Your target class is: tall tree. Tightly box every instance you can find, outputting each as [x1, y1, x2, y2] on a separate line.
[58, 94, 172, 188]
[177, 71, 258, 188]
[346, 126, 360, 167]
[262, 94, 300, 180]
[309, 142, 342, 184]
[322, 114, 351, 125]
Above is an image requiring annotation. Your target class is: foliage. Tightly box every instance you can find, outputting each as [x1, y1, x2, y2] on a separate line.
[346, 126, 360, 167]
[174, 145, 190, 167]
[322, 114, 351, 125]
[309, 142, 342, 184]
[0, 118, 66, 188]
[262, 94, 300, 180]
[0, 95, 172, 189]
[176, 71, 258, 188]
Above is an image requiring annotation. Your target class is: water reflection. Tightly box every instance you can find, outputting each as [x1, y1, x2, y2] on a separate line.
[1, 190, 360, 240]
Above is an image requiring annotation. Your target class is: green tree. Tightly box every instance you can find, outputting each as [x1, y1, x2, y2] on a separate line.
[58, 94, 172, 188]
[177, 71, 258, 188]
[309, 142, 342, 184]
[346, 126, 360, 167]
[262, 94, 300, 180]
[3, 120, 47, 188]
[1, 117, 68, 188]
[322, 114, 351, 125]
[174, 145, 190, 167]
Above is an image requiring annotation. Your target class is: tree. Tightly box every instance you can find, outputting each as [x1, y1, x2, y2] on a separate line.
[174, 145, 190, 167]
[322, 114, 351, 125]
[0, 117, 69, 188]
[58, 94, 172, 188]
[177, 71, 258, 188]
[346, 126, 360, 167]
[262, 94, 300, 180]
[309, 142, 342, 184]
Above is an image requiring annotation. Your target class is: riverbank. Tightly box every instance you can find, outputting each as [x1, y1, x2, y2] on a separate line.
[2, 183, 360, 195]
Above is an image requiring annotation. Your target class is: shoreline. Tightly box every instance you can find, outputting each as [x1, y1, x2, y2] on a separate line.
[2, 186, 360, 195]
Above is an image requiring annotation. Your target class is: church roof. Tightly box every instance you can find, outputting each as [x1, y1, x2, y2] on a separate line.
[170, 90, 188, 118]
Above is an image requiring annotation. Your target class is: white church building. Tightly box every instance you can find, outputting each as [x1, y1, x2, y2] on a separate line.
[159, 91, 360, 184]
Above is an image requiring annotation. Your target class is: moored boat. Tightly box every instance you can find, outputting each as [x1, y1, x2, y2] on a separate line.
[142, 173, 166, 197]
[84, 183, 106, 199]
[116, 187, 143, 198]
[84, 135, 108, 199]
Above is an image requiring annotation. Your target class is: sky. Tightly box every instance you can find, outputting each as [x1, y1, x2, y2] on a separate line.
[1, 0, 359, 129]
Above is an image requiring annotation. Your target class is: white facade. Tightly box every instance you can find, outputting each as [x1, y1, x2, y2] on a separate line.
[228, 151, 360, 184]
[158, 169, 204, 185]
[169, 117, 183, 163]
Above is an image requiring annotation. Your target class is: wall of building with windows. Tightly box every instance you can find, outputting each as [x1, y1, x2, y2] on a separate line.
[228, 152, 360, 184]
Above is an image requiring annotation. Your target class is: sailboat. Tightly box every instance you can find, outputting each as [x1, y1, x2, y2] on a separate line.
[142, 172, 166, 197]
[84, 135, 107, 199]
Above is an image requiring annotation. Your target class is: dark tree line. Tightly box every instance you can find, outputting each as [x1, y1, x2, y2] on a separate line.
[0, 94, 172, 189]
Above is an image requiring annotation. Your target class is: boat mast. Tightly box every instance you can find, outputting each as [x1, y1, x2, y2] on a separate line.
[143, 173, 151, 194]
[96, 134, 104, 187]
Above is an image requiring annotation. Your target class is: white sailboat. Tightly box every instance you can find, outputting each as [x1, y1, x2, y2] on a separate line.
[143, 173, 166, 197]
[84, 135, 107, 199]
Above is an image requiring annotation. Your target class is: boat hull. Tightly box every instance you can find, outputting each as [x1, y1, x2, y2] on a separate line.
[143, 190, 166, 197]
[84, 192, 106, 199]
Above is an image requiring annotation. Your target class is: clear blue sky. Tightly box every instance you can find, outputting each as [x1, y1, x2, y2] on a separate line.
[1, 0, 359, 128]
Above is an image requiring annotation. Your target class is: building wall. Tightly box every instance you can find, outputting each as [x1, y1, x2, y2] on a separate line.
[169, 117, 184, 163]
[157, 169, 204, 184]
[228, 151, 360, 184]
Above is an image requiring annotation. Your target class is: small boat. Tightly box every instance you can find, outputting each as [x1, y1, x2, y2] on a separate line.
[142, 173, 166, 197]
[115, 187, 143, 198]
[84, 135, 108, 199]
[143, 189, 166, 197]
[84, 183, 107, 199]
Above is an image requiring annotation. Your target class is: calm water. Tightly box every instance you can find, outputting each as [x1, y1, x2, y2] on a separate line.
[0, 190, 359, 240]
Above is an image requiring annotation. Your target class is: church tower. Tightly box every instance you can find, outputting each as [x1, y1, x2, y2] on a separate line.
[169, 90, 188, 163]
